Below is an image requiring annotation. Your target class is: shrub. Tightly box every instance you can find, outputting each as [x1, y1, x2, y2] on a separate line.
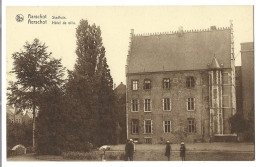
[62, 151, 124, 161]
[62, 151, 100, 160]
[106, 152, 120, 160]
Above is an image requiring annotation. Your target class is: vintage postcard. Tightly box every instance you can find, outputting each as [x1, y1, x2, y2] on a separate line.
[2, 4, 256, 167]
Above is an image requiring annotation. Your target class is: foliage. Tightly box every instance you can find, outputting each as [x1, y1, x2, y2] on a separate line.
[35, 86, 66, 155]
[64, 19, 118, 149]
[62, 151, 122, 160]
[62, 151, 100, 160]
[7, 38, 65, 149]
[229, 113, 248, 133]
[6, 118, 33, 151]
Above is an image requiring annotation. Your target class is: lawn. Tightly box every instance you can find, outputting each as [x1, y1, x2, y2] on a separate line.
[8, 143, 255, 161]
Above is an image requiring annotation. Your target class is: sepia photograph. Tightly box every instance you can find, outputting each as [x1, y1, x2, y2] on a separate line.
[3, 5, 255, 164]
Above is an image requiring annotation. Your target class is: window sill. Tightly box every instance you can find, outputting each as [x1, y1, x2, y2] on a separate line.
[144, 111, 152, 113]
[187, 110, 195, 112]
[131, 111, 139, 112]
[163, 110, 171, 112]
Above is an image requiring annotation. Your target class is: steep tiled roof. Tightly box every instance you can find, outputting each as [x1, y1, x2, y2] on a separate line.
[114, 82, 126, 97]
[127, 28, 231, 74]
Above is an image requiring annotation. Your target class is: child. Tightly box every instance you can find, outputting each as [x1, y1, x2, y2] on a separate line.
[180, 142, 186, 161]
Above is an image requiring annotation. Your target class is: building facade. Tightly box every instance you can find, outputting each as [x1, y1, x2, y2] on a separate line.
[126, 24, 236, 144]
[6, 105, 33, 124]
[240, 42, 254, 121]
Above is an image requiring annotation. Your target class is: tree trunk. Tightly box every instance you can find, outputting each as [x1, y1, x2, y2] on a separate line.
[32, 86, 36, 150]
[32, 105, 36, 150]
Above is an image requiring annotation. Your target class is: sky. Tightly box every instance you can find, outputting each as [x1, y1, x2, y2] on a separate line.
[6, 6, 254, 87]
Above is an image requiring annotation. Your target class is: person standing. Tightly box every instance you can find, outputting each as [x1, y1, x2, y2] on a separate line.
[165, 141, 171, 161]
[180, 142, 186, 161]
[125, 139, 130, 161]
[129, 139, 135, 161]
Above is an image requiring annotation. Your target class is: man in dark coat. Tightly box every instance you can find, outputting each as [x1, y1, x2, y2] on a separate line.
[128, 139, 134, 161]
[125, 139, 135, 161]
[125, 139, 130, 161]
[180, 142, 186, 161]
[165, 141, 171, 161]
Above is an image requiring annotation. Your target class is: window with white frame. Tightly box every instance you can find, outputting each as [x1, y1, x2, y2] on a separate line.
[186, 76, 195, 88]
[132, 99, 138, 112]
[144, 120, 152, 134]
[132, 80, 138, 90]
[163, 78, 171, 89]
[187, 98, 195, 111]
[144, 137, 152, 144]
[131, 119, 139, 134]
[163, 98, 171, 111]
[163, 120, 171, 133]
[144, 99, 151, 112]
[187, 118, 196, 133]
[144, 79, 151, 90]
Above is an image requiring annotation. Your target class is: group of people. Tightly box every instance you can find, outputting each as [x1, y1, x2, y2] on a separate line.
[165, 141, 186, 161]
[125, 139, 186, 161]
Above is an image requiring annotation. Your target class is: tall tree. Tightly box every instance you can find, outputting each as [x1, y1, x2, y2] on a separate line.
[7, 38, 65, 149]
[65, 19, 117, 147]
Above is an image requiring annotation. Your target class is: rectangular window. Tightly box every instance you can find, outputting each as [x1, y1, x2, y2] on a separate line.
[144, 137, 152, 144]
[144, 120, 152, 134]
[132, 99, 138, 112]
[222, 73, 229, 84]
[187, 98, 195, 111]
[187, 118, 196, 133]
[132, 80, 138, 90]
[164, 120, 171, 133]
[144, 79, 151, 90]
[144, 99, 151, 112]
[222, 95, 230, 107]
[163, 98, 171, 111]
[131, 119, 139, 134]
[186, 76, 195, 88]
[163, 78, 171, 89]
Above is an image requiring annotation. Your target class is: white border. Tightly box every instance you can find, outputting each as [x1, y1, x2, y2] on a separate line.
[1, 1, 258, 167]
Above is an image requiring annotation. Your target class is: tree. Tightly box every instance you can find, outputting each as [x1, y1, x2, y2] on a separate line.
[36, 86, 66, 155]
[65, 19, 118, 147]
[7, 38, 65, 150]
[229, 113, 248, 133]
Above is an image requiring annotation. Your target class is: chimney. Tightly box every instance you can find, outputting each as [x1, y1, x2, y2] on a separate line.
[130, 29, 134, 37]
[210, 26, 217, 30]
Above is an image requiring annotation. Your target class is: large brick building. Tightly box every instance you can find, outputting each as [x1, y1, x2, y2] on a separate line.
[126, 24, 237, 144]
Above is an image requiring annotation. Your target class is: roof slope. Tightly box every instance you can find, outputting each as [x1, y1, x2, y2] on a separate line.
[127, 28, 231, 74]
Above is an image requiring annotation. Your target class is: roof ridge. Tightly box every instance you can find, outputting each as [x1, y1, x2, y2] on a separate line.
[133, 26, 231, 37]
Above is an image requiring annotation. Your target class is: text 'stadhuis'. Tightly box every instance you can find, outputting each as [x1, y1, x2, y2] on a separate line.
[126, 24, 236, 144]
